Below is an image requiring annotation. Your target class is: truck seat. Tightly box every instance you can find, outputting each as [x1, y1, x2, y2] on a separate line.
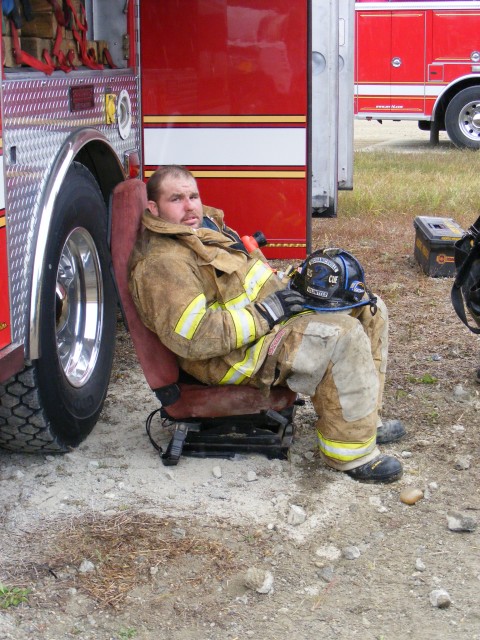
[109, 178, 297, 461]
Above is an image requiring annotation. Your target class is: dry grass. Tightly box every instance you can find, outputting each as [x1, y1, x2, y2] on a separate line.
[314, 147, 480, 282]
[339, 150, 480, 224]
[310, 147, 480, 435]
[14, 512, 240, 609]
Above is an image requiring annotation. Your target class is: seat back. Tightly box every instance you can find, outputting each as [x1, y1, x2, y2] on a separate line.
[110, 179, 179, 391]
[110, 179, 297, 417]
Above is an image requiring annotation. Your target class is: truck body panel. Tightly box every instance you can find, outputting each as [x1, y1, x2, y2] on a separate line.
[355, 1, 480, 147]
[0, 0, 354, 450]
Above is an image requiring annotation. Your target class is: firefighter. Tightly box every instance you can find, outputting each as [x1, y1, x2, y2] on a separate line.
[129, 165, 406, 483]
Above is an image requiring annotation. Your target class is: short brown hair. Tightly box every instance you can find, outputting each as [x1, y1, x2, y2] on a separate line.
[147, 165, 196, 202]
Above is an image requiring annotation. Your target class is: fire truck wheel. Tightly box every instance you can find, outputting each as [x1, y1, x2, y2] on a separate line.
[445, 87, 480, 150]
[0, 163, 116, 453]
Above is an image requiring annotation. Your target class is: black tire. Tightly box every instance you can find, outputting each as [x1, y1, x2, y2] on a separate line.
[445, 87, 480, 150]
[0, 163, 116, 452]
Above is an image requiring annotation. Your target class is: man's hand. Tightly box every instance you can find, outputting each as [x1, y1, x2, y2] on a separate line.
[256, 289, 306, 328]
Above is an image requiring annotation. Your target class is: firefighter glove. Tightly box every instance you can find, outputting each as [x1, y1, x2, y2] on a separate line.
[256, 289, 306, 328]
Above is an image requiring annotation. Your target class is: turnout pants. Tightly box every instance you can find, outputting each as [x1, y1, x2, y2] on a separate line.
[257, 298, 388, 471]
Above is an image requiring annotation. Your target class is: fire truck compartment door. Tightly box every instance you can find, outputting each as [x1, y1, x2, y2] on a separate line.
[356, 9, 426, 115]
[356, 11, 393, 112]
[391, 11, 426, 114]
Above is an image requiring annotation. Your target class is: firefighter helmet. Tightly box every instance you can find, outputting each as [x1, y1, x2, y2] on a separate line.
[291, 248, 377, 313]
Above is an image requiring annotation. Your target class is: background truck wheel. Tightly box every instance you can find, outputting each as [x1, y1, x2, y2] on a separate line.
[0, 163, 116, 453]
[445, 87, 480, 149]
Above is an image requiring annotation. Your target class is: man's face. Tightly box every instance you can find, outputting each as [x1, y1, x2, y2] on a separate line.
[149, 175, 203, 229]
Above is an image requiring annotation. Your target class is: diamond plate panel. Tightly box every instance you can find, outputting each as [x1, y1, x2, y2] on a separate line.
[2, 71, 140, 349]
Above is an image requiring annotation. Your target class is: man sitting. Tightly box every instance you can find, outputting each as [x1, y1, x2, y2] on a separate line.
[128, 165, 405, 483]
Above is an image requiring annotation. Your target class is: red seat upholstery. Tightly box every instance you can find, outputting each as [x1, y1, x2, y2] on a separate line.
[109, 178, 297, 419]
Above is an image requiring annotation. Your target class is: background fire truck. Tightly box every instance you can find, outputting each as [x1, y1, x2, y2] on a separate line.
[0, 1, 354, 452]
[355, 1, 480, 149]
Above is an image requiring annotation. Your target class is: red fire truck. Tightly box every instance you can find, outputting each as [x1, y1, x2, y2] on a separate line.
[0, 1, 354, 452]
[355, 1, 480, 149]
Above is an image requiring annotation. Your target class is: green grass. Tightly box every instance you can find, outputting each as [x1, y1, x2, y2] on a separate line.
[0, 583, 30, 609]
[339, 150, 480, 225]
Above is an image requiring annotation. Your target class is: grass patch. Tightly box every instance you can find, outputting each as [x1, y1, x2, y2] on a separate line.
[0, 584, 30, 609]
[407, 373, 438, 385]
[339, 150, 480, 225]
[118, 628, 137, 639]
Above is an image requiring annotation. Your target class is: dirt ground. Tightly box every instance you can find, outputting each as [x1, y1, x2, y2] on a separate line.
[1, 120, 480, 640]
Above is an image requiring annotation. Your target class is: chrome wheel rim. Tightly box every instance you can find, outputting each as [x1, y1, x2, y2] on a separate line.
[458, 100, 480, 141]
[55, 227, 104, 388]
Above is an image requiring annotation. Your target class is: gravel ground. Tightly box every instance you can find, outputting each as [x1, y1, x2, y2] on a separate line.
[1, 121, 479, 640]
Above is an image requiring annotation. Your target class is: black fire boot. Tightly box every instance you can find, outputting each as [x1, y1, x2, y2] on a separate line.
[376, 419, 406, 445]
[346, 454, 403, 484]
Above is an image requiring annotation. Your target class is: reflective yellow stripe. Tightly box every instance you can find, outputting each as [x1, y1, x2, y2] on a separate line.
[224, 261, 271, 309]
[220, 367, 247, 385]
[244, 261, 273, 301]
[177, 261, 271, 344]
[175, 294, 207, 339]
[219, 336, 266, 384]
[224, 292, 250, 310]
[207, 261, 272, 319]
[228, 308, 256, 348]
[316, 433, 376, 462]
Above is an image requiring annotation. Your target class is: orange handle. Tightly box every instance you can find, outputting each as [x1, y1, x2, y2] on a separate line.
[241, 235, 259, 253]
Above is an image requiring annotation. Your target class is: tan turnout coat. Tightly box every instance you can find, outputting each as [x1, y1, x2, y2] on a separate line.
[128, 206, 293, 389]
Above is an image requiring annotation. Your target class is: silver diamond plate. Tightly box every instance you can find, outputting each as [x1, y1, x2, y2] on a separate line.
[2, 70, 140, 348]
